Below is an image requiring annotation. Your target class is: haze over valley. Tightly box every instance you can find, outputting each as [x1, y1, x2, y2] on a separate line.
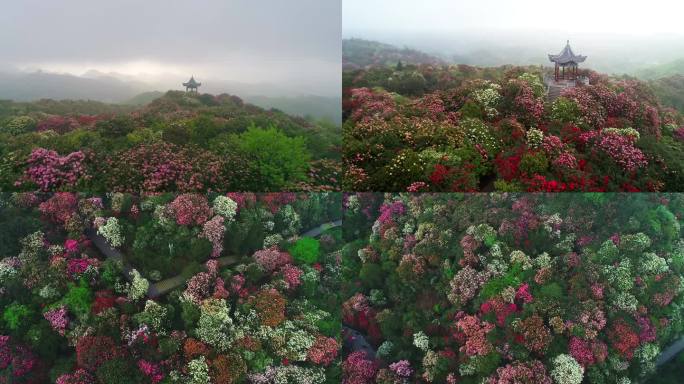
[0, 0, 341, 122]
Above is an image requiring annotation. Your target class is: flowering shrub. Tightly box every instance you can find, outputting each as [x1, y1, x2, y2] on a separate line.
[18, 148, 87, 191]
[98, 217, 124, 247]
[169, 194, 212, 226]
[199, 215, 225, 257]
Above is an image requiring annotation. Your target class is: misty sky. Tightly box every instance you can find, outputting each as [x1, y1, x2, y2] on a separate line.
[344, 0, 684, 73]
[0, 0, 341, 96]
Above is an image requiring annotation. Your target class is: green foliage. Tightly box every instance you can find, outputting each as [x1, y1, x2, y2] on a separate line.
[233, 124, 311, 190]
[96, 115, 136, 139]
[96, 358, 144, 384]
[549, 97, 581, 125]
[3, 302, 32, 331]
[180, 299, 201, 329]
[480, 264, 523, 299]
[538, 282, 563, 300]
[386, 71, 427, 96]
[62, 281, 93, 317]
[1, 116, 36, 135]
[519, 152, 549, 176]
[359, 263, 384, 289]
[289, 237, 321, 265]
[493, 179, 523, 192]
[459, 101, 484, 120]
[637, 136, 684, 190]
[0, 204, 41, 258]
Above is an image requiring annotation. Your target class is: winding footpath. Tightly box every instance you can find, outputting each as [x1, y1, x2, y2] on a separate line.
[656, 336, 684, 366]
[87, 219, 342, 299]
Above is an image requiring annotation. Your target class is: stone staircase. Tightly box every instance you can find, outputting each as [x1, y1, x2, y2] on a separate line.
[546, 85, 563, 102]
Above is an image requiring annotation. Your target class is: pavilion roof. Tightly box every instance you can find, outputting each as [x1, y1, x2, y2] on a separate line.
[548, 41, 586, 65]
[183, 76, 201, 87]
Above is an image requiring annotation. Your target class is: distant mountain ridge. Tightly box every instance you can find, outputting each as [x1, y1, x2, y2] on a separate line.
[343, 38, 445, 70]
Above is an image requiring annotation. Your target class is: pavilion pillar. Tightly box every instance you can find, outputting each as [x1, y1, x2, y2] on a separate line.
[555, 64, 558, 81]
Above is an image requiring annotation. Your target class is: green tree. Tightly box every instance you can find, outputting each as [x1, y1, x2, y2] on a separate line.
[289, 237, 320, 265]
[234, 124, 311, 190]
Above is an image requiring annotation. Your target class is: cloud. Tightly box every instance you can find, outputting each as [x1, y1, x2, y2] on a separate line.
[0, 0, 341, 96]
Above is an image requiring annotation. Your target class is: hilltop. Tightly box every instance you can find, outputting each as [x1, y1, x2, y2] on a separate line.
[0, 91, 341, 192]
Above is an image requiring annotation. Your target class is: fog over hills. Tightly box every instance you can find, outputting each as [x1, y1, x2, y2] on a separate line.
[343, 0, 684, 77]
[0, 0, 341, 122]
[0, 69, 341, 123]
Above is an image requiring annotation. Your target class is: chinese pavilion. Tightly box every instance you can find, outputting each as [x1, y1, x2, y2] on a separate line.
[183, 76, 201, 93]
[548, 41, 586, 81]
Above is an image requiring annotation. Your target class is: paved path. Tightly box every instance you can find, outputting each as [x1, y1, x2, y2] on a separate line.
[342, 326, 376, 359]
[301, 219, 342, 238]
[87, 219, 342, 299]
[86, 228, 161, 297]
[656, 336, 684, 366]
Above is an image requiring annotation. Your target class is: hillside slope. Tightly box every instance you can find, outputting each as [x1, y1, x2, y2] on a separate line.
[0, 91, 341, 192]
[343, 59, 684, 192]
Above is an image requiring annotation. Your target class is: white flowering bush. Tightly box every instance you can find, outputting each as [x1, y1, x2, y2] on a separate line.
[127, 269, 149, 301]
[471, 83, 502, 119]
[187, 356, 210, 384]
[526, 128, 544, 149]
[551, 354, 584, 384]
[195, 298, 234, 352]
[98, 217, 124, 247]
[213, 195, 238, 222]
[413, 331, 429, 351]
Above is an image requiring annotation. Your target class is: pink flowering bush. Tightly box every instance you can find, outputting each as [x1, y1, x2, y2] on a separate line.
[43, 306, 69, 335]
[281, 264, 303, 289]
[592, 131, 648, 172]
[199, 215, 225, 257]
[39, 192, 79, 224]
[18, 148, 87, 191]
[169, 194, 212, 225]
[343, 351, 378, 384]
[253, 247, 292, 272]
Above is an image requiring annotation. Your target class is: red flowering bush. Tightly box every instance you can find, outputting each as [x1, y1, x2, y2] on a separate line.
[307, 336, 339, 366]
[75, 336, 120, 371]
[39, 192, 79, 224]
